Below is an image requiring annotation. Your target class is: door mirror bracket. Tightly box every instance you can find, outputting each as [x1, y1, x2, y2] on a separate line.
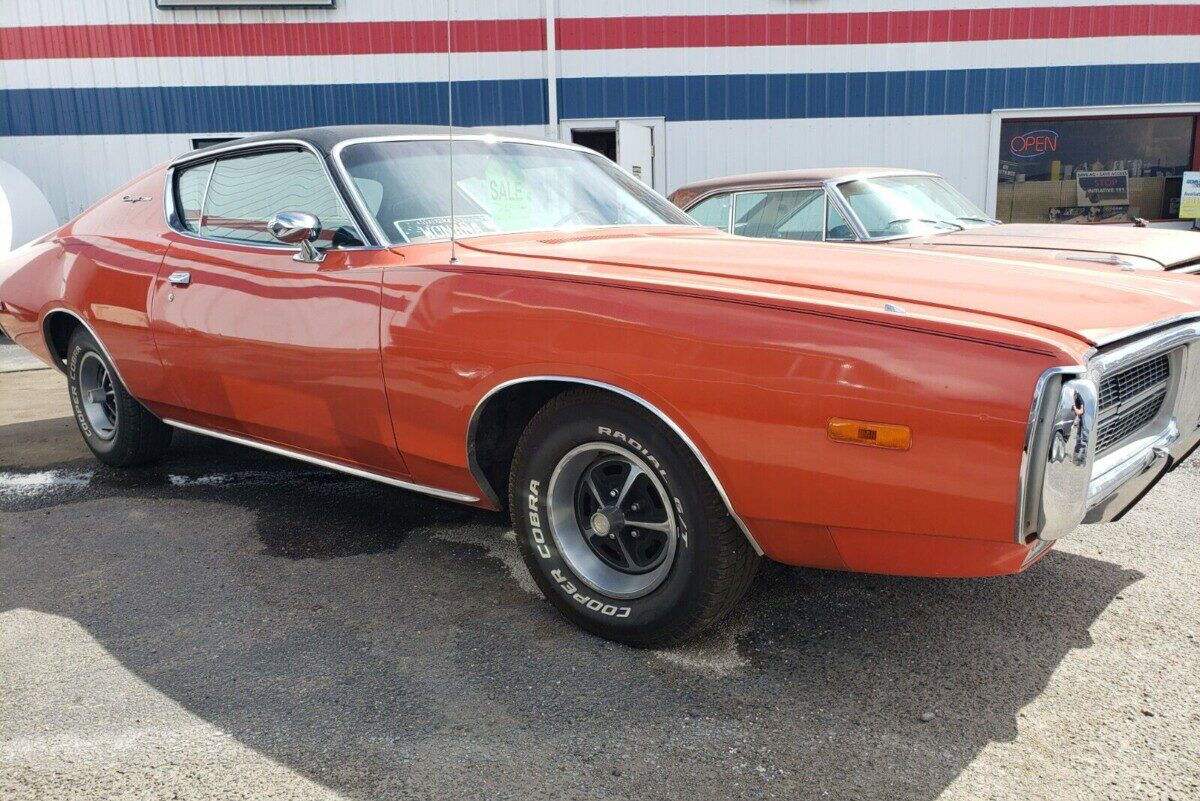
[267, 211, 326, 263]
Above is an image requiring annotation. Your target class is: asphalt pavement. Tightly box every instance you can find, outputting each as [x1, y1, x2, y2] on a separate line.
[1, 362, 1197, 800]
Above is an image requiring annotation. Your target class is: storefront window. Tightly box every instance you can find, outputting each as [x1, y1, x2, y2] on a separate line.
[996, 115, 1195, 223]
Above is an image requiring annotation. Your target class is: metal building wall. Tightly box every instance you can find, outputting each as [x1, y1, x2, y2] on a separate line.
[2, 1, 1200, 223]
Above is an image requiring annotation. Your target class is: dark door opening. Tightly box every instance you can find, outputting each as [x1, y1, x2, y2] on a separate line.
[191, 136, 240, 151]
[571, 129, 617, 161]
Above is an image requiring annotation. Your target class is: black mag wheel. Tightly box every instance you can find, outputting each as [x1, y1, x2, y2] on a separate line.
[510, 388, 760, 647]
[76, 351, 118, 441]
[66, 326, 172, 467]
[549, 443, 679, 599]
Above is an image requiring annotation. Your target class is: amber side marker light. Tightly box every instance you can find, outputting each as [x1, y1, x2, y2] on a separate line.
[827, 418, 912, 451]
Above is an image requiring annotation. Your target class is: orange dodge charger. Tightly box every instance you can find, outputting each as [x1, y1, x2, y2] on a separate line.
[2, 126, 1198, 646]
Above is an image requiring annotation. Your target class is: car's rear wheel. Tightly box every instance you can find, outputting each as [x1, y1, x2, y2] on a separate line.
[509, 389, 759, 647]
[66, 327, 172, 466]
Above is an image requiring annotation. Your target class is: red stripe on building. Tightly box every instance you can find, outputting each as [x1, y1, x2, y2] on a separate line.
[1, 5, 1198, 60]
[556, 4, 1200, 49]
[0, 18, 545, 60]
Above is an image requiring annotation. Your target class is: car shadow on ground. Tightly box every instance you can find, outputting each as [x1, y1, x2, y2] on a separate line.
[1, 416, 1140, 800]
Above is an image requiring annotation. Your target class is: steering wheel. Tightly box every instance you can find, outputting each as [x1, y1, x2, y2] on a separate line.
[555, 209, 607, 228]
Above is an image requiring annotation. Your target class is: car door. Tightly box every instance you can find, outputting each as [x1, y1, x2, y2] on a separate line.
[150, 147, 408, 476]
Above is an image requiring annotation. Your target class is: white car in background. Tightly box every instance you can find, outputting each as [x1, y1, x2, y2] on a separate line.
[670, 168, 1200, 275]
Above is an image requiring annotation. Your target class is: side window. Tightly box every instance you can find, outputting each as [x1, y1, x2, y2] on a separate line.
[200, 150, 363, 246]
[733, 189, 823, 240]
[825, 200, 855, 240]
[772, 190, 825, 241]
[686, 193, 731, 230]
[174, 162, 212, 233]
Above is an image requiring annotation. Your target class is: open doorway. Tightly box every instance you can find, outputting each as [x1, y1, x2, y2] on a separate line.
[560, 117, 666, 193]
[570, 129, 616, 161]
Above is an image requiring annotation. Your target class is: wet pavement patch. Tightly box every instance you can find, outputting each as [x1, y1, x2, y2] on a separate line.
[0, 429, 485, 560]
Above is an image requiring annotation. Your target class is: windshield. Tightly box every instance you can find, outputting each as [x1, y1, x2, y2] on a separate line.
[835, 175, 996, 239]
[338, 138, 693, 245]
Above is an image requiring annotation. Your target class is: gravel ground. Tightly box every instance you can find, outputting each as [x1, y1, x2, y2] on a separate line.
[1, 368, 1197, 801]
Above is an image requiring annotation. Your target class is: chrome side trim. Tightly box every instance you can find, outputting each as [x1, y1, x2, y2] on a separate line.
[163, 419, 480, 504]
[466, 376, 766, 556]
[40, 307, 126, 384]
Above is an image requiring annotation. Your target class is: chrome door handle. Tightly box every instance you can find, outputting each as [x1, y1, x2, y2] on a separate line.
[167, 271, 191, 286]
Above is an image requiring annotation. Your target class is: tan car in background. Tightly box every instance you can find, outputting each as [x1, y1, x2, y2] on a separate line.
[669, 168, 1200, 275]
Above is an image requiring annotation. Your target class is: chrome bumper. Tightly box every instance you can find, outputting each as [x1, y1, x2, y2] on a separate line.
[1020, 319, 1200, 542]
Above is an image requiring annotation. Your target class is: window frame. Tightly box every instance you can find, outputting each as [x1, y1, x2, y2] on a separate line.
[824, 198, 856, 241]
[165, 140, 373, 253]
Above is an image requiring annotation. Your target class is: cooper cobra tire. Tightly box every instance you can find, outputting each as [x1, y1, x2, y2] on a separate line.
[509, 389, 759, 647]
[66, 327, 172, 467]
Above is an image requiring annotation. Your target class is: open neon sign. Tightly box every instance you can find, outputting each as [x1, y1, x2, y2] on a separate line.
[1009, 129, 1059, 159]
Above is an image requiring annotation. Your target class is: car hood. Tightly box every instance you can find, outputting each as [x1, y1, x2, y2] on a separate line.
[461, 227, 1200, 347]
[906, 223, 1200, 270]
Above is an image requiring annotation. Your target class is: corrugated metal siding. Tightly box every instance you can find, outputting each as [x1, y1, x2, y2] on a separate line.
[2, 1, 1200, 221]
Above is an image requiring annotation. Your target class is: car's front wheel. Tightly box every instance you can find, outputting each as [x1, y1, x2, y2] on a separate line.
[66, 326, 172, 467]
[509, 389, 759, 647]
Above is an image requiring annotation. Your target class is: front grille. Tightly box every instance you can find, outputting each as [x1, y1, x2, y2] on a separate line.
[1095, 354, 1172, 455]
[1095, 388, 1168, 453]
[1098, 354, 1170, 411]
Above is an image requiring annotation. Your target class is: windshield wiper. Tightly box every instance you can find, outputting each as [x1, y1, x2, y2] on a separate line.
[954, 216, 1000, 225]
[887, 217, 964, 232]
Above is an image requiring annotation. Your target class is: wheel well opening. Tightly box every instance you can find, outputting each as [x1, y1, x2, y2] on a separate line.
[468, 381, 577, 510]
[42, 311, 79, 368]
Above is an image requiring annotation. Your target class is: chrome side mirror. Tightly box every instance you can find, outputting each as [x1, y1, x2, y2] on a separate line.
[267, 211, 325, 263]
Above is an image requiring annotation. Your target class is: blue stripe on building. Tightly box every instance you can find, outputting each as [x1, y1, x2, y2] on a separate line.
[559, 63, 1200, 121]
[3, 63, 1200, 136]
[0, 79, 548, 136]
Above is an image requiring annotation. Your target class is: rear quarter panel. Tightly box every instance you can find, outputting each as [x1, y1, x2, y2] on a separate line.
[0, 239, 63, 364]
[0, 167, 175, 403]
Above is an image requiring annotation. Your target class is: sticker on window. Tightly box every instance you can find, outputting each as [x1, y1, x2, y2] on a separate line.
[482, 161, 534, 229]
[393, 214, 498, 243]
